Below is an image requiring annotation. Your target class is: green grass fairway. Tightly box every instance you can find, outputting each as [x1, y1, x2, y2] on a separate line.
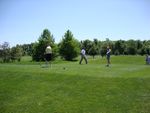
[0, 56, 150, 113]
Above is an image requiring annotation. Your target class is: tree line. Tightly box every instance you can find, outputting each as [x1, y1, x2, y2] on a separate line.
[0, 29, 150, 62]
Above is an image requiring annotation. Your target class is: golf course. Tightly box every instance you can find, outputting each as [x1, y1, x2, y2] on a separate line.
[0, 55, 150, 113]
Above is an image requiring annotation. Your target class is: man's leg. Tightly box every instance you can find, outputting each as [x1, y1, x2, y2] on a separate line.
[108, 57, 110, 64]
[49, 54, 52, 68]
[148, 58, 150, 64]
[108, 57, 111, 66]
[106, 56, 109, 66]
[84, 56, 88, 64]
[79, 56, 83, 64]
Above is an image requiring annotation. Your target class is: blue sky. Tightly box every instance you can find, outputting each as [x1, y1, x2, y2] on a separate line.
[0, 0, 150, 46]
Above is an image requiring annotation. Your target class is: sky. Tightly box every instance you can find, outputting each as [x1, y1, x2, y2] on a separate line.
[0, 0, 150, 47]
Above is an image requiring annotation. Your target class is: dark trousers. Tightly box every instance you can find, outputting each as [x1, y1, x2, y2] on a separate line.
[79, 55, 88, 64]
[45, 53, 52, 67]
[106, 55, 110, 65]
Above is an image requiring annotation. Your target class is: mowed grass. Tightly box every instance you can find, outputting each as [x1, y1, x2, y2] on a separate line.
[0, 55, 150, 113]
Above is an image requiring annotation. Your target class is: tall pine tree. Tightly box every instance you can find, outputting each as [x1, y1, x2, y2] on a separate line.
[32, 29, 57, 61]
[59, 30, 80, 61]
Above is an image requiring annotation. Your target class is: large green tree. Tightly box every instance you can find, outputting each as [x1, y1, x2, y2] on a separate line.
[32, 29, 57, 61]
[59, 30, 80, 61]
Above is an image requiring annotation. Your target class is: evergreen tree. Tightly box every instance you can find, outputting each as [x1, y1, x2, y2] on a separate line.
[59, 30, 80, 61]
[32, 29, 57, 61]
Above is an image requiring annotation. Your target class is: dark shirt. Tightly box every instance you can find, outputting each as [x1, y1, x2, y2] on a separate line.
[106, 48, 111, 57]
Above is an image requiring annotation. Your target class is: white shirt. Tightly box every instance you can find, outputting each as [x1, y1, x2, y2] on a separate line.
[81, 49, 86, 55]
[45, 46, 52, 54]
